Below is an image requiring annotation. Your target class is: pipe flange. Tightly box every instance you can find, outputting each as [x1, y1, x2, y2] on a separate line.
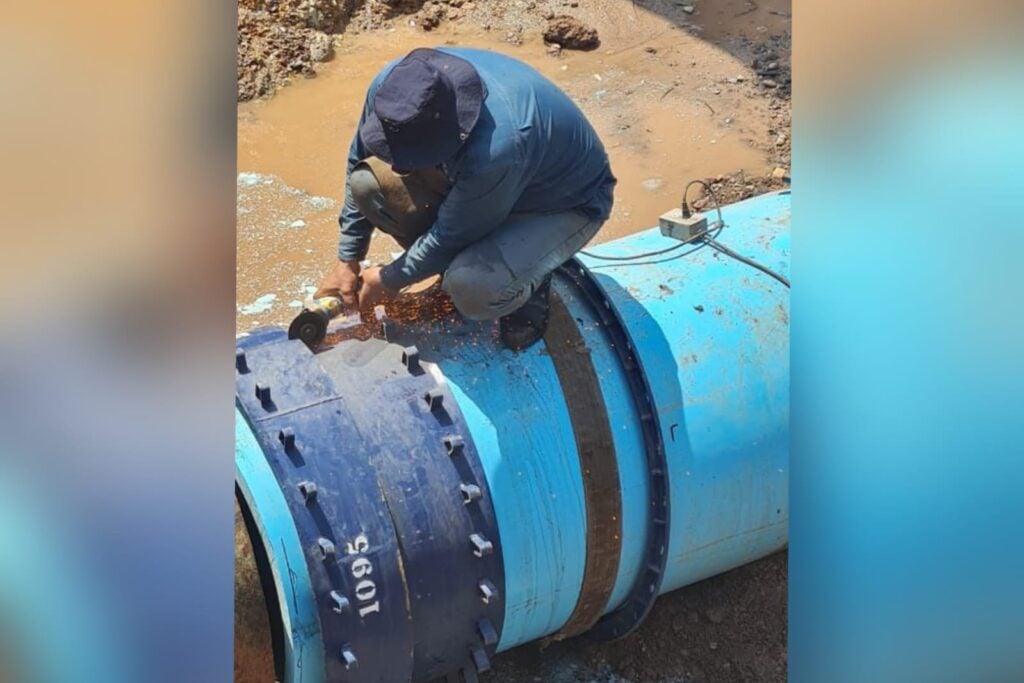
[557, 258, 672, 641]
[317, 337, 507, 681]
[236, 334, 416, 682]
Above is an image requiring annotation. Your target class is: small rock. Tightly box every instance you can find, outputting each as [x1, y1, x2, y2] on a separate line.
[762, 78, 778, 88]
[308, 32, 334, 62]
[289, 219, 307, 228]
[543, 9, 554, 19]
[644, 46, 657, 54]
[772, 167, 788, 180]
[418, 2, 445, 30]
[775, 132, 788, 146]
[694, 304, 705, 313]
[641, 177, 664, 192]
[546, 42, 562, 57]
[682, 5, 695, 13]
[543, 15, 600, 50]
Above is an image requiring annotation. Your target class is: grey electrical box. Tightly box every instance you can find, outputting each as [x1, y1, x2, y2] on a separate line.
[659, 208, 709, 241]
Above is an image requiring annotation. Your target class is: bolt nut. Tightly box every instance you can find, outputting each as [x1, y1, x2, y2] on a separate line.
[444, 434, 464, 456]
[330, 591, 350, 614]
[477, 619, 498, 647]
[460, 483, 482, 504]
[401, 345, 420, 372]
[255, 383, 272, 407]
[340, 647, 358, 670]
[423, 387, 444, 411]
[470, 533, 494, 558]
[472, 647, 491, 673]
[297, 480, 317, 503]
[317, 538, 336, 560]
[478, 579, 499, 604]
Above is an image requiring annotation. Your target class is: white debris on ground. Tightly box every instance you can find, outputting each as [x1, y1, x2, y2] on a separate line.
[238, 293, 277, 315]
[236, 172, 341, 327]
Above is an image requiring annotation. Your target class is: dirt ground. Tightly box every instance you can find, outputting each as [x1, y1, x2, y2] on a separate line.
[236, 0, 790, 680]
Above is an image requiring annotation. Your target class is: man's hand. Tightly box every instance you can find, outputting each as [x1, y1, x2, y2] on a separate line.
[314, 260, 361, 307]
[357, 266, 394, 312]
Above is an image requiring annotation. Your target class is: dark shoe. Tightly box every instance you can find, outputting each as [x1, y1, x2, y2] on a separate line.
[499, 275, 552, 351]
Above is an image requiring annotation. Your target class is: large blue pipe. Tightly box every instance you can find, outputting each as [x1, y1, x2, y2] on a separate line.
[235, 190, 790, 682]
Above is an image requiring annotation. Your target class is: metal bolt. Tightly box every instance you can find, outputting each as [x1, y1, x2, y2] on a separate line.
[478, 579, 499, 604]
[423, 387, 444, 411]
[255, 383, 272, 408]
[235, 349, 249, 373]
[401, 345, 420, 372]
[317, 538, 336, 560]
[477, 619, 498, 647]
[471, 647, 491, 673]
[470, 533, 493, 558]
[330, 591, 350, 614]
[459, 483, 482, 504]
[278, 427, 295, 450]
[444, 435, 464, 456]
[297, 481, 317, 503]
[340, 647, 358, 670]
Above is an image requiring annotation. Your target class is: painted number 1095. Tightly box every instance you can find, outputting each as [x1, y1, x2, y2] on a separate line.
[345, 533, 381, 618]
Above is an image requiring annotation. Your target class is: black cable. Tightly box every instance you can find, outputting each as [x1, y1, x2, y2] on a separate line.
[582, 178, 790, 288]
[590, 221, 724, 269]
[682, 179, 724, 230]
[578, 225, 707, 261]
[705, 237, 790, 287]
[580, 180, 724, 262]
[691, 181, 790, 288]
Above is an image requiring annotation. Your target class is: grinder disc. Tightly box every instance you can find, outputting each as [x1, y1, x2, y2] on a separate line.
[288, 309, 328, 348]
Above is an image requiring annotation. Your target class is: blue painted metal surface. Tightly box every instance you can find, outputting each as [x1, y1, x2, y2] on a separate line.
[579, 191, 790, 594]
[236, 411, 324, 683]
[236, 190, 790, 680]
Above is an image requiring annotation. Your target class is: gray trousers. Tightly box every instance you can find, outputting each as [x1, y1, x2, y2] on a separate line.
[350, 160, 604, 320]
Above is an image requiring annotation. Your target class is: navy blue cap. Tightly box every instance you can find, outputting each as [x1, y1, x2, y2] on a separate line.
[360, 48, 485, 170]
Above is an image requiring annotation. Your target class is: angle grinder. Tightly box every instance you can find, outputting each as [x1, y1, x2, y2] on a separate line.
[288, 296, 354, 348]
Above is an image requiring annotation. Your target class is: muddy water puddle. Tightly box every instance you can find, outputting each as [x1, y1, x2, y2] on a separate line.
[238, 8, 776, 331]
